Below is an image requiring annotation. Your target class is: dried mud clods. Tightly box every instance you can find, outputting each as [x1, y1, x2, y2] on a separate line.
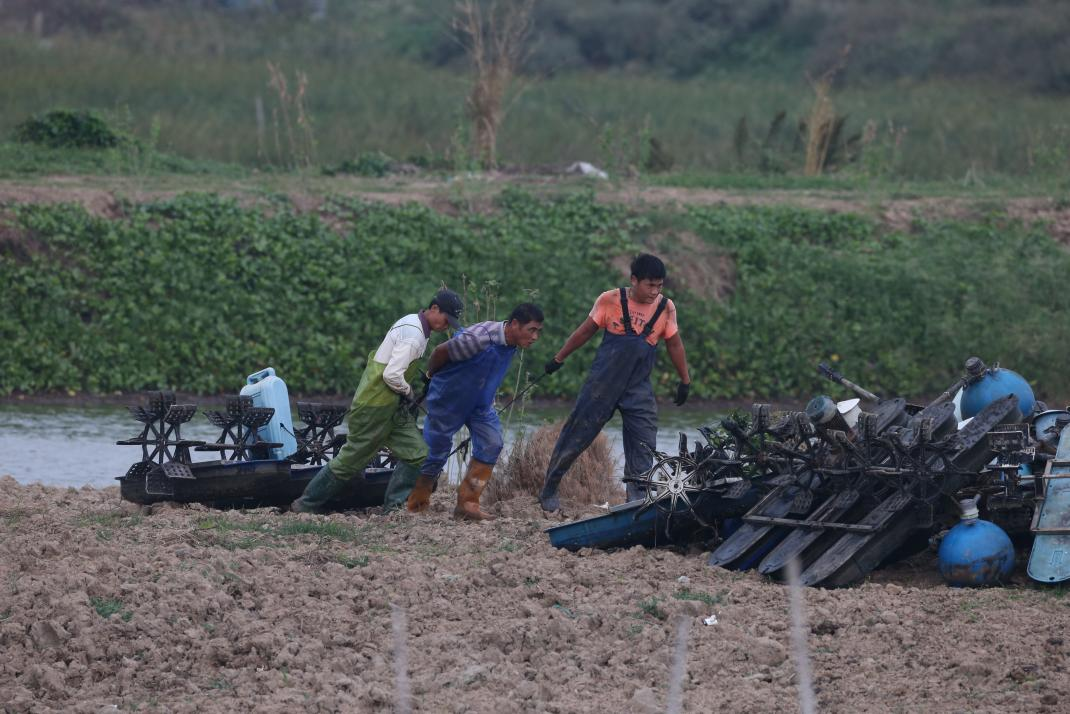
[1, 475, 1069, 713]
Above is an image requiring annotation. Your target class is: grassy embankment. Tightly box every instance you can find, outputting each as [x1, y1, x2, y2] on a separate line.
[2, 189, 1069, 404]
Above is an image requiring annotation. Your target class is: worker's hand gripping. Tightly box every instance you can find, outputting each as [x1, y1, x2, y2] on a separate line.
[400, 391, 422, 418]
[544, 358, 564, 375]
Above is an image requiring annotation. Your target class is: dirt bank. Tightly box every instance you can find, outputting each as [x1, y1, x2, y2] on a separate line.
[1, 476, 1068, 713]
[2, 176, 1069, 245]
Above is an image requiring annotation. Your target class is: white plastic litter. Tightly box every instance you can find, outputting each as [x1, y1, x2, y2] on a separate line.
[676, 575, 690, 585]
[565, 161, 609, 179]
[703, 614, 719, 626]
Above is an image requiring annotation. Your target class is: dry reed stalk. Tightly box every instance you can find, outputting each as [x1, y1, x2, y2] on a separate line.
[266, 61, 316, 168]
[803, 45, 851, 176]
[786, 557, 816, 714]
[254, 95, 266, 163]
[803, 80, 834, 176]
[266, 61, 297, 165]
[294, 69, 316, 167]
[666, 616, 690, 714]
[485, 420, 624, 506]
[390, 603, 413, 714]
[454, 0, 535, 170]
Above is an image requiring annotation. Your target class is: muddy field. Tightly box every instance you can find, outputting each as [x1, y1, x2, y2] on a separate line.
[1, 475, 1069, 713]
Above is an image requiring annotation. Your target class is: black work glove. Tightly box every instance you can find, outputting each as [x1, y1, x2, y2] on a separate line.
[400, 391, 422, 418]
[544, 358, 564, 375]
[418, 371, 432, 398]
[673, 382, 691, 407]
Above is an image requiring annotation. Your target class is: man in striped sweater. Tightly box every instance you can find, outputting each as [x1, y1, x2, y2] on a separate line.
[406, 303, 545, 520]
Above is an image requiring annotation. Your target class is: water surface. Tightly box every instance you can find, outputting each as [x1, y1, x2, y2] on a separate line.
[0, 402, 721, 488]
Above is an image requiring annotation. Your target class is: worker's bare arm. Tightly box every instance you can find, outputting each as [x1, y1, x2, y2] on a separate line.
[665, 333, 690, 384]
[552, 317, 600, 363]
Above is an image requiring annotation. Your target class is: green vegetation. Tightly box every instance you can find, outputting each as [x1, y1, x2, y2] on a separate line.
[15, 109, 125, 149]
[551, 602, 577, 619]
[638, 596, 668, 621]
[196, 515, 382, 544]
[2, 191, 1069, 401]
[0, 137, 243, 179]
[89, 596, 132, 621]
[0, 2, 1067, 181]
[322, 151, 396, 178]
[207, 676, 233, 691]
[75, 510, 143, 542]
[274, 520, 369, 540]
[335, 554, 369, 569]
[673, 588, 725, 607]
[76, 511, 143, 528]
[0, 509, 31, 528]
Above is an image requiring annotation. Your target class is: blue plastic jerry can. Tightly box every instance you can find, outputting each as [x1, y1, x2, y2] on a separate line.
[239, 367, 297, 460]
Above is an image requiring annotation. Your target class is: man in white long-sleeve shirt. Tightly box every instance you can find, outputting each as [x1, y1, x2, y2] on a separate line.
[291, 289, 463, 513]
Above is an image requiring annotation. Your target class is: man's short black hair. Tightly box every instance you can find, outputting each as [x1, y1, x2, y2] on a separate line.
[630, 253, 666, 281]
[507, 303, 544, 325]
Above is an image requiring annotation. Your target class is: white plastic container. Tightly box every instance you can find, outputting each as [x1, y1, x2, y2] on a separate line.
[239, 367, 297, 460]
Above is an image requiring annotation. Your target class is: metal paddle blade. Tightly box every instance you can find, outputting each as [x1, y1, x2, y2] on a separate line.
[757, 490, 861, 577]
[707, 486, 797, 569]
[144, 465, 176, 496]
[799, 491, 916, 587]
[120, 460, 154, 482]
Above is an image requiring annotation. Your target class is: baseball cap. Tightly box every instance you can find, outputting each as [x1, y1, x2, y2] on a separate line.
[430, 289, 463, 329]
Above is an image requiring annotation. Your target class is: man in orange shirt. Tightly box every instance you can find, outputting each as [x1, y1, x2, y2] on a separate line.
[538, 253, 692, 511]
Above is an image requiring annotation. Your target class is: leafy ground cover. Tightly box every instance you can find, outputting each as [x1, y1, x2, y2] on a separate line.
[2, 185, 1068, 402]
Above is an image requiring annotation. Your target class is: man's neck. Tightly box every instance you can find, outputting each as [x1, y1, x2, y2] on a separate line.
[628, 288, 655, 305]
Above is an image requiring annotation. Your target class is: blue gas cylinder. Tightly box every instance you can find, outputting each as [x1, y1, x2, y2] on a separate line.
[239, 367, 297, 460]
[938, 499, 1015, 587]
[960, 365, 1035, 419]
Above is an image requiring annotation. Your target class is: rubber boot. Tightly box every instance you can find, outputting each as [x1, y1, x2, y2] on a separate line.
[290, 464, 345, 514]
[382, 462, 420, 512]
[406, 474, 437, 513]
[454, 460, 495, 521]
[626, 480, 647, 503]
[538, 474, 563, 513]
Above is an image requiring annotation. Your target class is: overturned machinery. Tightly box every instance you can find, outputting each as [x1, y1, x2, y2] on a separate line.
[548, 357, 1070, 588]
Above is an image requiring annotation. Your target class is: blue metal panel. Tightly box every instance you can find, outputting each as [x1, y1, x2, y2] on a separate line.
[1028, 426, 1070, 583]
[546, 501, 659, 551]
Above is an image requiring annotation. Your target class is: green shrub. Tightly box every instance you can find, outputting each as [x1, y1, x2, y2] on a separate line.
[14, 110, 125, 149]
[322, 151, 395, 177]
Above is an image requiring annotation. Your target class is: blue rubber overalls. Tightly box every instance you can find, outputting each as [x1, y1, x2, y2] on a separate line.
[420, 339, 517, 478]
[543, 289, 669, 503]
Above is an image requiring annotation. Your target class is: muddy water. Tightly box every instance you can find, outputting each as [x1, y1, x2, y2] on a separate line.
[0, 403, 720, 488]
